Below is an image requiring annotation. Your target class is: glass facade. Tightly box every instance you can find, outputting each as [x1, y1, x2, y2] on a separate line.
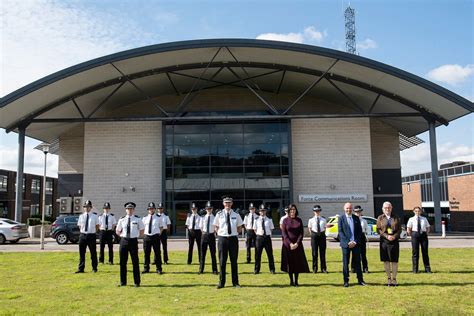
[165, 121, 290, 234]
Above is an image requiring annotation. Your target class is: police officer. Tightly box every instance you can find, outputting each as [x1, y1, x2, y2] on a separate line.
[351, 205, 370, 273]
[76, 200, 99, 273]
[157, 203, 171, 264]
[142, 202, 163, 274]
[98, 202, 116, 265]
[243, 203, 257, 264]
[185, 203, 202, 265]
[279, 206, 289, 230]
[199, 201, 218, 275]
[253, 204, 275, 274]
[407, 206, 431, 273]
[116, 202, 144, 287]
[308, 205, 328, 273]
[213, 197, 243, 289]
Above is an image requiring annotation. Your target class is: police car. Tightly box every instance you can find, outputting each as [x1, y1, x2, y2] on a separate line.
[325, 215, 407, 241]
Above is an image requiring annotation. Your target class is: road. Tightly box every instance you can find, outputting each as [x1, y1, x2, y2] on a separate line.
[1, 235, 472, 252]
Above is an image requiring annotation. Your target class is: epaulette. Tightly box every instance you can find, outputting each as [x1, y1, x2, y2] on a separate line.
[93, 212, 97, 215]
[120, 216, 126, 219]
[111, 213, 114, 216]
[216, 210, 222, 215]
[134, 215, 140, 218]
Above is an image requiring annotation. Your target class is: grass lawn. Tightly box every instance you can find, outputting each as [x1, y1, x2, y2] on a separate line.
[0, 248, 473, 315]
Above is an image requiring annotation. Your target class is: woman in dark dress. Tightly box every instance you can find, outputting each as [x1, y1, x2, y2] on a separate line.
[281, 204, 310, 286]
[376, 201, 402, 287]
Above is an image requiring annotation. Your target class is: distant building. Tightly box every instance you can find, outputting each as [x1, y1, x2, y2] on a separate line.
[402, 162, 474, 232]
[0, 169, 59, 222]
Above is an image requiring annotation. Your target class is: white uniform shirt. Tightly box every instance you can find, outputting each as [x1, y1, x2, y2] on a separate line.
[308, 216, 327, 233]
[186, 213, 202, 230]
[213, 209, 243, 237]
[116, 215, 145, 238]
[78, 212, 99, 234]
[279, 214, 288, 226]
[243, 213, 258, 230]
[359, 217, 370, 235]
[142, 214, 163, 236]
[98, 213, 117, 231]
[407, 215, 430, 233]
[253, 215, 274, 236]
[159, 214, 171, 229]
[200, 213, 216, 233]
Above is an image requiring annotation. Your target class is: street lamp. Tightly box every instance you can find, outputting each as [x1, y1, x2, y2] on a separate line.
[40, 144, 50, 250]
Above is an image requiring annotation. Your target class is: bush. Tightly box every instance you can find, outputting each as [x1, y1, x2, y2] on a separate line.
[27, 218, 51, 226]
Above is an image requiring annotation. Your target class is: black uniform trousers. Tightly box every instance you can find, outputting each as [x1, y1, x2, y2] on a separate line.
[411, 232, 430, 272]
[119, 237, 140, 286]
[246, 229, 256, 263]
[143, 234, 162, 272]
[254, 235, 275, 273]
[351, 234, 368, 271]
[99, 230, 114, 264]
[187, 229, 202, 264]
[310, 232, 327, 272]
[342, 245, 363, 283]
[218, 236, 239, 286]
[159, 230, 169, 263]
[78, 233, 97, 272]
[200, 233, 218, 273]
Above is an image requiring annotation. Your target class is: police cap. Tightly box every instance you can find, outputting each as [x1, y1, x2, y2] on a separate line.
[147, 202, 156, 209]
[354, 205, 363, 212]
[313, 205, 322, 212]
[103, 202, 111, 209]
[83, 200, 92, 208]
[124, 202, 136, 209]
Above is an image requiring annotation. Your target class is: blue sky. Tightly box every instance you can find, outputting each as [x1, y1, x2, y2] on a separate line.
[0, 0, 473, 176]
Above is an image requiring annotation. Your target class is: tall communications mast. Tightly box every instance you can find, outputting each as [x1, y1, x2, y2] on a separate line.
[345, 5, 356, 54]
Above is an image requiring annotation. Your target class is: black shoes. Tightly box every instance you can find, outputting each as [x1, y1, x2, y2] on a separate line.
[92, 269, 98, 273]
[75, 270, 84, 274]
[216, 284, 224, 289]
[213, 271, 218, 275]
[157, 270, 163, 275]
[358, 281, 367, 286]
[343, 282, 349, 288]
[233, 284, 241, 288]
[321, 269, 328, 274]
[254, 271, 259, 275]
[425, 268, 432, 273]
[270, 270, 276, 274]
[134, 284, 140, 288]
[108, 262, 114, 265]
[413, 270, 418, 274]
[118, 283, 126, 287]
[363, 268, 369, 273]
[351, 268, 356, 273]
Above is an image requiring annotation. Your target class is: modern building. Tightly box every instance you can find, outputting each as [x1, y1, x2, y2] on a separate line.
[0, 169, 59, 221]
[1, 39, 472, 234]
[402, 162, 474, 232]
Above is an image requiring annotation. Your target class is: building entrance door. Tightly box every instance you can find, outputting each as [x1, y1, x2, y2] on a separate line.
[173, 202, 191, 235]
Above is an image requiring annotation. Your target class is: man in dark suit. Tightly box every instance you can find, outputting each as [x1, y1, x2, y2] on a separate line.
[338, 202, 366, 287]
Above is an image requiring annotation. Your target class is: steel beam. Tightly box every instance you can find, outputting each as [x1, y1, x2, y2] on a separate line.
[325, 77, 365, 113]
[15, 126, 26, 223]
[428, 120, 442, 232]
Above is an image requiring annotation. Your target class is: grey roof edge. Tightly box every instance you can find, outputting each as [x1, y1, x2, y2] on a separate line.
[1, 38, 473, 112]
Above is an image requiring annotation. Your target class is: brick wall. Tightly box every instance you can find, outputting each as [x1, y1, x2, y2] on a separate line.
[83, 122, 162, 217]
[58, 126, 84, 174]
[402, 182, 422, 210]
[448, 174, 474, 212]
[370, 119, 400, 169]
[291, 117, 374, 224]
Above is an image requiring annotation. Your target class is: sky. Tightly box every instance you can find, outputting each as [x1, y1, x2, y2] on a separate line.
[0, 0, 473, 177]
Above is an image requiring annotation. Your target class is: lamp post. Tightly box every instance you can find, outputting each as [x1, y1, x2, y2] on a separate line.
[40, 144, 50, 250]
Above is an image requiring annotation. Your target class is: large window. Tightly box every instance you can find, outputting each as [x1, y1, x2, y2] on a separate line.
[165, 122, 290, 232]
[0, 175, 7, 192]
[31, 179, 41, 194]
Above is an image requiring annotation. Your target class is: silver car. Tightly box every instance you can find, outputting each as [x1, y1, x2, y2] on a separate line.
[0, 218, 29, 244]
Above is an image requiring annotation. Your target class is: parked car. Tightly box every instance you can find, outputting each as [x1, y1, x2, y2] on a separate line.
[325, 215, 407, 241]
[0, 218, 29, 244]
[51, 215, 120, 245]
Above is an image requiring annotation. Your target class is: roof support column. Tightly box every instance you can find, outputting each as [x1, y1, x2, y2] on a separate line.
[428, 120, 442, 233]
[15, 126, 26, 222]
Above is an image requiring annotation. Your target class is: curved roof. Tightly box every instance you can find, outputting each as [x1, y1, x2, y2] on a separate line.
[1, 39, 472, 141]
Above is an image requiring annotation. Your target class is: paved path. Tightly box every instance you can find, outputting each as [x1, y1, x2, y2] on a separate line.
[1, 235, 472, 252]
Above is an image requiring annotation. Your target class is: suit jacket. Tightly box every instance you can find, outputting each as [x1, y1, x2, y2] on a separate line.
[338, 214, 362, 248]
[376, 215, 402, 241]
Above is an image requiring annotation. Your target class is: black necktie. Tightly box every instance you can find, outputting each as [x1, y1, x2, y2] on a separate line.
[251, 215, 254, 229]
[417, 217, 421, 232]
[226, 212, 232, 235]
[207, 216, 210, 233]
[148, 215, 153, 234]
[85, 213, 89, 232]
[317, 217, 320, 233]
[126, 217, 131, 238]
[192, 215, 196, 230]
[262, 217, 266, 236]
[105, 215, 108, 231]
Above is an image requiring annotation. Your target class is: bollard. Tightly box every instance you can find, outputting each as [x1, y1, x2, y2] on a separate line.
[441, 220, 446, 238]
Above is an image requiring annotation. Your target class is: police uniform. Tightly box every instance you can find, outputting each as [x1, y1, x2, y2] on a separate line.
[213, 197, 243, 288]
[308, 205, 328, 273]
[185, 203, 202, 265]
[243, 203, 257, 263]
[351, 206, 370, 273]
[253, 205, 275, 274]
[142, 202, 163, 274]
[199, 201, 218, 274]
[116, 202, 144, 287]
[98, 202, 116, 265]
[76, 200, 99, 273]
[157, 204, 171, 264]
[407, 213, 431, 273]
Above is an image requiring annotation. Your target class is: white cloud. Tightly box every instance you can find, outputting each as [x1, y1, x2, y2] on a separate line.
[256, 26, 327, 44]
[357, 38, 377, 50]
[0, 0, 169, 96]
[401, 142, 474, 176]
[426, 64, 474, 86]
[0, 144, 58, 177]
